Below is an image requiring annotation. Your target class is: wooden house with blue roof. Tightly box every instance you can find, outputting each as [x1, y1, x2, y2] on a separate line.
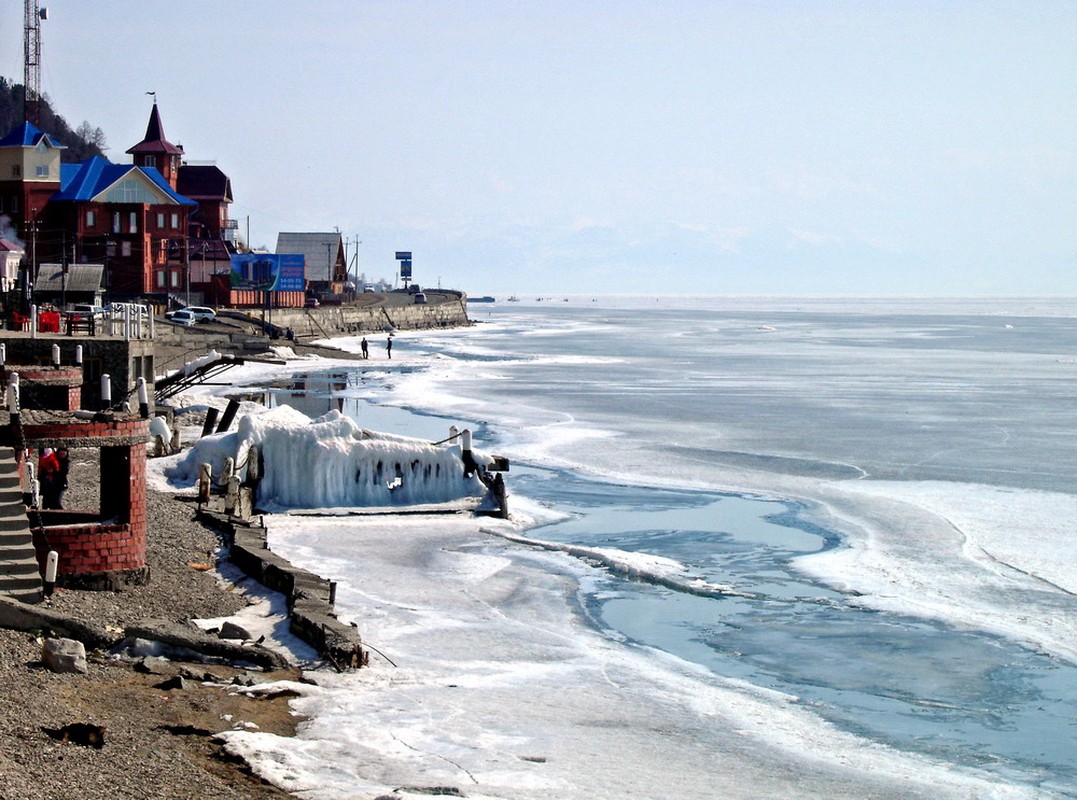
[46, 154, 196, 296]
[0, 102, 245, 304]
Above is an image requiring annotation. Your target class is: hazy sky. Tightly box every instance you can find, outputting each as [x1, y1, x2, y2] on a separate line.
[2, 1, 1075, 295]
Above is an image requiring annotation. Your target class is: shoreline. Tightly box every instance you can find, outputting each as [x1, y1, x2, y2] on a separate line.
[0, 449, 306, 799]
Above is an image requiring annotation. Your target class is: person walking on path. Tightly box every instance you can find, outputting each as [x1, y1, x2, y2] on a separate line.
[386, 336, 393, 359]
[361, 337, 369, 359]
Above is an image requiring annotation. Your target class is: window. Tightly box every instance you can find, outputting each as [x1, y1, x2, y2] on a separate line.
[156, 212, 165, 228]
[121, 241, 132, 257]
[35, 165, 49, 178]
[129, 212, 137, 233]
[112, 212, 121, 233]
[156, 271, 165, 289]
[170, 271, 179, 288]
[11, 165, 20, 177]
[102, 178, 161, 204]
[144, 156, 155, 168]
[85, 210, 95, 227]
[170, 212, 179, 229]
[11, 196, 17, 212]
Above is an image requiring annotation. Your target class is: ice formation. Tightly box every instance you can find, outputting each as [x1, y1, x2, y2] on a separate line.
[165, 406, 489, 509]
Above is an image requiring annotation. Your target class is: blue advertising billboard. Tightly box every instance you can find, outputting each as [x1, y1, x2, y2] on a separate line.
[230, 254, 305, 291]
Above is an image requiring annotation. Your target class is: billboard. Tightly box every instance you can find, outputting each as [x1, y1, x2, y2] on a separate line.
[230, 254, 305, 291]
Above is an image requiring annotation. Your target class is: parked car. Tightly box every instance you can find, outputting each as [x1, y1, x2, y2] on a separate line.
[413, 292, 427, 304]
[304, 297, 320, 308]
[168, 309, 197, 327]
[72, 304, 105, 318]
[186, 306, 217, 323]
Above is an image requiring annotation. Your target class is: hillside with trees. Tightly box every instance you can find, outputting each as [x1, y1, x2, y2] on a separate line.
[0, 77, 107, 161]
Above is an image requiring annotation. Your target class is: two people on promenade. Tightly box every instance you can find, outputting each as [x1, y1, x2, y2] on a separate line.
[358, 335, 393, 359]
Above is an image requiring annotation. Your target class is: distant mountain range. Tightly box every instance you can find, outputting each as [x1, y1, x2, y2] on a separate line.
[0, 77, 107, 162]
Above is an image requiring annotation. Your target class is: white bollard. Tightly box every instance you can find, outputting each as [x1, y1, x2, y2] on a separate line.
[137, 377, 149, 418]
[74, 345, 83, 365]
[0, 342, 6, 366]
[7, 373, 19, 416]
[44, 550, 58, 596]
[449, 425, 459, 444]
[51, 343, 60, 366]
[100, 373, 111, 410]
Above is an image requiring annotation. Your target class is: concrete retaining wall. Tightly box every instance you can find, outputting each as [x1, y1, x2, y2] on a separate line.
[222, 516, 367, 669]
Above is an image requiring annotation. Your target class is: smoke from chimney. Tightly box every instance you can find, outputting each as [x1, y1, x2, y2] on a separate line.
[0, 215, 25, 249]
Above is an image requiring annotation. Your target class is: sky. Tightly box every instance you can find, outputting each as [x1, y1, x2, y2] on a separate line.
[1, 1, 1075, 296]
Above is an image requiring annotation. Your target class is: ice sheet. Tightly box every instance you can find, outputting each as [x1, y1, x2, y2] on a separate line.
[218, 513, 1037, 800]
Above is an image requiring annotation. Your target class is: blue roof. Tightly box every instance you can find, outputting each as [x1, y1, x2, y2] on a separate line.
[54, 156, 196, 206]
[0, 122, 65, 149]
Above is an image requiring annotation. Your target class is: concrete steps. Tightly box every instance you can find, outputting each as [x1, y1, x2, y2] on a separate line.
[0, 450, 42, 604]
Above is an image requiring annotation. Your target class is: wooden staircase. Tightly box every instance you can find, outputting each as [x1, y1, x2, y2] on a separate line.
[0, 450, 43, 603]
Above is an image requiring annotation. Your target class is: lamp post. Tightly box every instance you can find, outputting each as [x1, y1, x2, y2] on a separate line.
[185, 242, 191, 306]
[103, 238, 114, 299]
[29, 210, 38, 302]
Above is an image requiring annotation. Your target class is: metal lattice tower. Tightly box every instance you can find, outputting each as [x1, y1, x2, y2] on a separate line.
[23, 0, 43, 125]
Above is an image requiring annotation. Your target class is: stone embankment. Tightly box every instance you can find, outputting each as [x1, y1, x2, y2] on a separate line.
[153, 293, 471, 356]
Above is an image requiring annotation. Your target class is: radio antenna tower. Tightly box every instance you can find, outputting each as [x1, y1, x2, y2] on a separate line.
[23, 1, 47, 125]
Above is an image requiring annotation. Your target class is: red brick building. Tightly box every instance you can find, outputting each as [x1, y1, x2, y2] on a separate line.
[0, 103, 239, 304]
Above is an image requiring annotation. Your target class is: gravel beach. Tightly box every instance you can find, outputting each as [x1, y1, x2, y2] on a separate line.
[0, 448, 303, 800]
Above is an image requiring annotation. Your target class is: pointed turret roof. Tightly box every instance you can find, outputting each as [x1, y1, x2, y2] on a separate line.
[126, 102, 183, 156]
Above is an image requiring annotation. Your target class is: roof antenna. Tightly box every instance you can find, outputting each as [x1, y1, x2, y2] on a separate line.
[146, 91, 156, 103]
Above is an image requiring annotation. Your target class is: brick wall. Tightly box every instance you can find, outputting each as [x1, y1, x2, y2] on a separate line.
[34, 521, 147, 576]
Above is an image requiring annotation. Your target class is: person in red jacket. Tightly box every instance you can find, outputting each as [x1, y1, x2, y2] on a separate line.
[38, 447, 62, 509]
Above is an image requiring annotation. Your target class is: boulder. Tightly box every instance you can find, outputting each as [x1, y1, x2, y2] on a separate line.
[42, 638, 88, 674]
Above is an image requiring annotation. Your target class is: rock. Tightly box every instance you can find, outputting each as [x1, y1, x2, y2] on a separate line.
[134, 656, 171, 675]
[41, 638, 87, 674]
[154, 675, 188, 691]
[217, 621, 253, 641]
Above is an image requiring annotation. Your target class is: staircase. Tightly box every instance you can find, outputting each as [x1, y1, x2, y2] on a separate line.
[0, 450, 43, 603]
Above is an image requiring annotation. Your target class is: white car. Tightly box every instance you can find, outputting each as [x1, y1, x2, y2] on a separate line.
[169, 309, 197, 326]
[186, 306, 217, 323]
[166, 306, 216, 324]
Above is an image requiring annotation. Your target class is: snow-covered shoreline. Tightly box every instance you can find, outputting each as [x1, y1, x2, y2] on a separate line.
[149, 303, 1077, 798]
